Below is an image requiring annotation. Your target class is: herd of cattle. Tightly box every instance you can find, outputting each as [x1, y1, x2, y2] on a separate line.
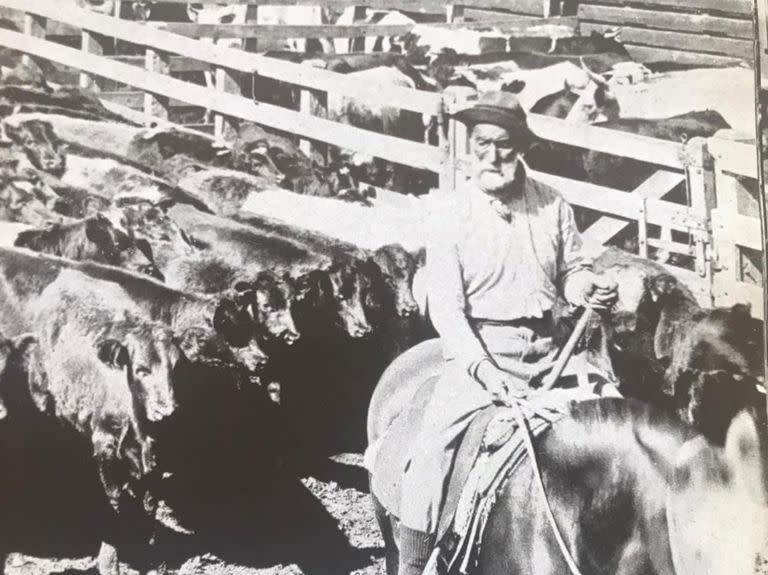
[0, 4, 763, 574]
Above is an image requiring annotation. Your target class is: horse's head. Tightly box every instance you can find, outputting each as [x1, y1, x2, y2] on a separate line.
[666, 411, 767, 575]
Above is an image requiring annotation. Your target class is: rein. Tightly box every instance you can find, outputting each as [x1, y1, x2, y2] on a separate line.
[511, 400, 586, 575]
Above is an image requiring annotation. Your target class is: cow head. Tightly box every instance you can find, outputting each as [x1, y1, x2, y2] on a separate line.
[238, 140, 286, 184]
[562, 60, 620, 124]
[327, 260, 374, 338]
[365, 244, 419, 319]
[96, 321, 181, 423]
[75, 0, 116, 15]
[236, 272, 300, 346]
[293, 263, 372, 338]
[0, 174, 56, 226]
[119, 202, 199, 258]
[130, 0, 152, 20]
[80, 214, 164, 280]
[3, 120, 66, 177]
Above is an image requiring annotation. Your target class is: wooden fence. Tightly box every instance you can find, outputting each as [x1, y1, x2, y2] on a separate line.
[0, 0, 763, 314]
[708, 136, 765, 318]
[573, 0, 754, 67]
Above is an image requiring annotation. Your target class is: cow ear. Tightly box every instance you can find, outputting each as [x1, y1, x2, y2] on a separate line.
[213, 299, 251, 348]
[85, 216, 113, 247]
[97, 339, 129, 370]
[234, 281, 251, 293]
[731, 303, 752, 319]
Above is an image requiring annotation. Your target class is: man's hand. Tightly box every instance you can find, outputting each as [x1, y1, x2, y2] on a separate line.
[476, 360, 529, 405]
[583, 273, 618, 310]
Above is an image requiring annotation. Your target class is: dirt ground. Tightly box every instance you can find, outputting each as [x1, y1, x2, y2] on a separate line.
[5, 453, 386, 575]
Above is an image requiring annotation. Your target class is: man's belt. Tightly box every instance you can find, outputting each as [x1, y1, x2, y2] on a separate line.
[470, 312, 553, 332]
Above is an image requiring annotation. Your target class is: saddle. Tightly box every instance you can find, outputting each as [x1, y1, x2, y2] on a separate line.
[369, 360, 620, 575]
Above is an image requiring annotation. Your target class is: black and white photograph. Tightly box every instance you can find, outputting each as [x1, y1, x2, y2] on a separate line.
[0, 0, 765, 573]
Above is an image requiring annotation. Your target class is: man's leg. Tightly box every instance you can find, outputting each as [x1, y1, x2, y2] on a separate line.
[398, 361, 492, 575]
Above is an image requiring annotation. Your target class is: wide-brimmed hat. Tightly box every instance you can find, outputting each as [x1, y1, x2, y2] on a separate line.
[452, 91, 536, 149]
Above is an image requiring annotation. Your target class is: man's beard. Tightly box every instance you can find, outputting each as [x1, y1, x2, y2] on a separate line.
[473, 156, 520, 196]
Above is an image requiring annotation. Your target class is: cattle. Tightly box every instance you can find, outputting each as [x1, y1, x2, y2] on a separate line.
[0, 246, 268, 374]
[527, 110, 730, 191]
[0, 167, 68, 227]
[2, 117, 67, 176]
[125, 125, 233, 173]
[365, 243, 419, 320]
[112, 201, 201, 276]
[14, 214, 163, 280]
[162, 158, 282, 217]
[232, 123, 364, 200]
[592, 248, 764, 442]
[164, 252, 300, 347]
[0, 85, 126, 123]
[26, 269, 181, 575]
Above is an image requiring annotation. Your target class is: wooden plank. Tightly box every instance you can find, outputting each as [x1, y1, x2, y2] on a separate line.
[0, 26, 443, 172]
[578, 4, 753, 38]
[112, 55, 209, 73]
[100, 91, 194, 110]
[22, 13, 47, 73]
[709, 137, 758, 178]
[575, 0, 751, 17]
[157, 22, 415, 40]
[581, 23, 753, 59]
[145, 48, 171, 122]
[527, 169, 701, 232]
[7, 0, 443, 117]
[214, 66, 240, 141]
[527, 113, 686, 169]
[581, 170, 685, 245]
[712, 211, 762, 251]
[157, 16, 577, 38]
[624, 44, 744, 66]
[80, 31, 106, 91]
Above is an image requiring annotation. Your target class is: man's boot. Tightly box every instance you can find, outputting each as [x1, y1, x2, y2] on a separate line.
[399, 526, 434, 575]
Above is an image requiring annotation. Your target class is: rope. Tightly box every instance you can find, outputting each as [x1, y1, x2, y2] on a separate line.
[510, 399, 585, 575]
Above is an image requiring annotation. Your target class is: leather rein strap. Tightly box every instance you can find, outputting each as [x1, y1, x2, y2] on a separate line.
[511, 400, 585, 575]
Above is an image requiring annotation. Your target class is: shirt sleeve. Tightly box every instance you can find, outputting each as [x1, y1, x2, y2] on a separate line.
[557, 197, 595, 306]
[425, 204, 489, 375]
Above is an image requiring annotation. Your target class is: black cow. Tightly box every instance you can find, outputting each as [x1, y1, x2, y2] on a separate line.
[0, 246, 267, 375]
[0, 167, 67, 227]
[113, 201, 201, 276]
[592, 248, 764, 442]
[2, 118, 67, 176]
[0, 85, 125, 123]
[14, 214, 163, 281]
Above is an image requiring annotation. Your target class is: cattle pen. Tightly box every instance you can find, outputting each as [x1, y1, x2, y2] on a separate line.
[0, 0, 762, 317]
[0, 1, 766, 574]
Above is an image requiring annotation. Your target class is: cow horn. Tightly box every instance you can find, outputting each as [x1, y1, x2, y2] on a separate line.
[580, 57, 610, 88]
[604, 27, 622, 40]
[547, 36, 557, 54]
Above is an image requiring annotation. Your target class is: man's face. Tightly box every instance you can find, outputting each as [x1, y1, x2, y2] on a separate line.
[469, 124, 521, 196]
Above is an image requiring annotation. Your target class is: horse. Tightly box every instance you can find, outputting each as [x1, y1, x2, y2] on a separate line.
[370, 391, 767, 575]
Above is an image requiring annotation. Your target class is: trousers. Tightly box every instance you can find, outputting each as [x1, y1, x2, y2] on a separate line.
[398, 320, 615, 532]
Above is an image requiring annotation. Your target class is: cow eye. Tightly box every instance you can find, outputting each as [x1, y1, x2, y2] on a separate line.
[135, 366, 151, 377]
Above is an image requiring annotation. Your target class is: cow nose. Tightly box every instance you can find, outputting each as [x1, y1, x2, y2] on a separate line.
[399, 303, 418, 317]
[282, 330, 300, 345]
[352, 323, 372, 338]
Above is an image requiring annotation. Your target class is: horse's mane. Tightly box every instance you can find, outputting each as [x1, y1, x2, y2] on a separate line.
[539, 398, 695, 482]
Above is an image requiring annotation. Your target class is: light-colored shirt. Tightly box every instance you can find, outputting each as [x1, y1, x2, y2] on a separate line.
[425, 168, 593, 372]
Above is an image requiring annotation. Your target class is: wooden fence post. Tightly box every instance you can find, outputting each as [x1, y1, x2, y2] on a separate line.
[214, 67, 241, 142]
[243, 4, 259, 53]
[446, 4, 465, 24]
[299, 60, 328, 162]
[349, 6, 367, 52]
[144, 48, 170, 123]
[683, 136, 716, 303]
[441, 86, 476, 194]
[21, 13, 47, 75]
[80, 31, 108, 92]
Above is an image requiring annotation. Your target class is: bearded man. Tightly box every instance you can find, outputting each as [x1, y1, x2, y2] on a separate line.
[397, 91, 618, 575]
